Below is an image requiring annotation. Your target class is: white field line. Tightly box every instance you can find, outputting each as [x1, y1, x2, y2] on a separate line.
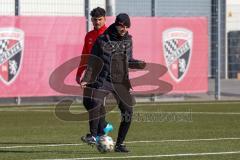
[0, 108, 240, 115]
[0, 106, 57, 109]
[0, 143, 83, 149]
[117, 111, 240, 115]
[136, 101, 240, 106]
[125, 137, 240, 143]
[1, 100, 240, 110]
[1, 137, 240, 149]
[0, 109, 55, 112]
[36, 151, 240, 160]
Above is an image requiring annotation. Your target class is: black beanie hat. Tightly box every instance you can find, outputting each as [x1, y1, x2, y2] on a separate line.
[115, 13, 131, 28]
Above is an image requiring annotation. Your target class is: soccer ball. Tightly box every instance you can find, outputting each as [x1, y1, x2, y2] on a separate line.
[97, 135, 114, 153]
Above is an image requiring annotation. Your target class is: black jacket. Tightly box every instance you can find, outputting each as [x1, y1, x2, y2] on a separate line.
[82, 23, 146, 89]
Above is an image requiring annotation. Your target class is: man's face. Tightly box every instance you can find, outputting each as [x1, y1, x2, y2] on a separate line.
[115, 24, 129, 36]
[91, 16, 106, 30]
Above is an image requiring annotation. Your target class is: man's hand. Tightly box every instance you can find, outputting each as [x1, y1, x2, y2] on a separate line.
[76, 76, 81, 85]
[138, 60, 146, 69]
[80, 81, 88, 88]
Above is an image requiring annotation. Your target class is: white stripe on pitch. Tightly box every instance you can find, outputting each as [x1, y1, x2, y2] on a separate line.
[36, 150, 240, 160]
[1, 137, 240, 149]
[1, 101, 240, 110]
[125, 137, 240, 144]
[1, 108, 240, 116]
[0, 143, 83, 149]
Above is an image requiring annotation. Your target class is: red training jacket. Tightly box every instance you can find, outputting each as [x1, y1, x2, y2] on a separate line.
[76, 25, 107, 78]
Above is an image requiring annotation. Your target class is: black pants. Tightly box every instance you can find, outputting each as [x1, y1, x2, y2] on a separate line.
[90, 80, 135, 145]
[83, 88, 107, 136]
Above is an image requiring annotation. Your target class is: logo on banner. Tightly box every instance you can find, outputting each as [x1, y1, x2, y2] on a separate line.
[163, 28, 193, 82]
[0, 28, 24, 85]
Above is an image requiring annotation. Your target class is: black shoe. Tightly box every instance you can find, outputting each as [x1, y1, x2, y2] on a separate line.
[81, 134, 97, 145]
[114, 144, 129, 153]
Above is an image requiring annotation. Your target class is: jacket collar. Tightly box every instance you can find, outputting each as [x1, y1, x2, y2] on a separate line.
[94, 25, 107, 34]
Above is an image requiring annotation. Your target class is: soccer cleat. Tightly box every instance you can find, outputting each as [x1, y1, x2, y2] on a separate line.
[103, 123, 113, 135]
[81, 134, 97, 145]
[114, 144, 129, 153]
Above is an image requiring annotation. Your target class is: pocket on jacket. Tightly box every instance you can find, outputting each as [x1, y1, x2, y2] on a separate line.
[110, 54, 126, 82]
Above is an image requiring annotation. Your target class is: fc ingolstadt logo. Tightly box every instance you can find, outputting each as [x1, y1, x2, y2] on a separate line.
[0, 28, 24, 85]
[163, 28, 193, 82]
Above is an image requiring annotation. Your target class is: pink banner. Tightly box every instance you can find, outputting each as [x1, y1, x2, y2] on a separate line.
[128, 17, 209, 94]
[0, 16, 85, 97]
[0, 16, 208, 97]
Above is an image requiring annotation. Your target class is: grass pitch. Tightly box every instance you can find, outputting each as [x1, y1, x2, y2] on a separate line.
[0, 101, 240, 159]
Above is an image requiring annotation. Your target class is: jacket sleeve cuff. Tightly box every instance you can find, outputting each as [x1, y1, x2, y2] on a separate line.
[128, 59, 146, 69]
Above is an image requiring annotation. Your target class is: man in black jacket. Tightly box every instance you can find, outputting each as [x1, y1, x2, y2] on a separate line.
[76, 7, 113, 146]
[81, 13, 146, 152]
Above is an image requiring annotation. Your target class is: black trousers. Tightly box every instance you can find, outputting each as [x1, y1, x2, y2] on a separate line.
[90, 80, 135, 145]
[83, 88, 107, 136]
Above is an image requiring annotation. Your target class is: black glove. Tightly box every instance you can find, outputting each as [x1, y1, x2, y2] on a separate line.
[129, 59, 146, 69]
[137, 60, 146, 69]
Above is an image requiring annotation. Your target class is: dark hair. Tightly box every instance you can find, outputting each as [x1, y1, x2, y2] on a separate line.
[90, 7, 106, 17]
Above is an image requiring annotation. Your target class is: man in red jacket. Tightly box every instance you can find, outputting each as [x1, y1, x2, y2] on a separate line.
[76, 7, 113, 145]
[76, 7, 107, 80]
